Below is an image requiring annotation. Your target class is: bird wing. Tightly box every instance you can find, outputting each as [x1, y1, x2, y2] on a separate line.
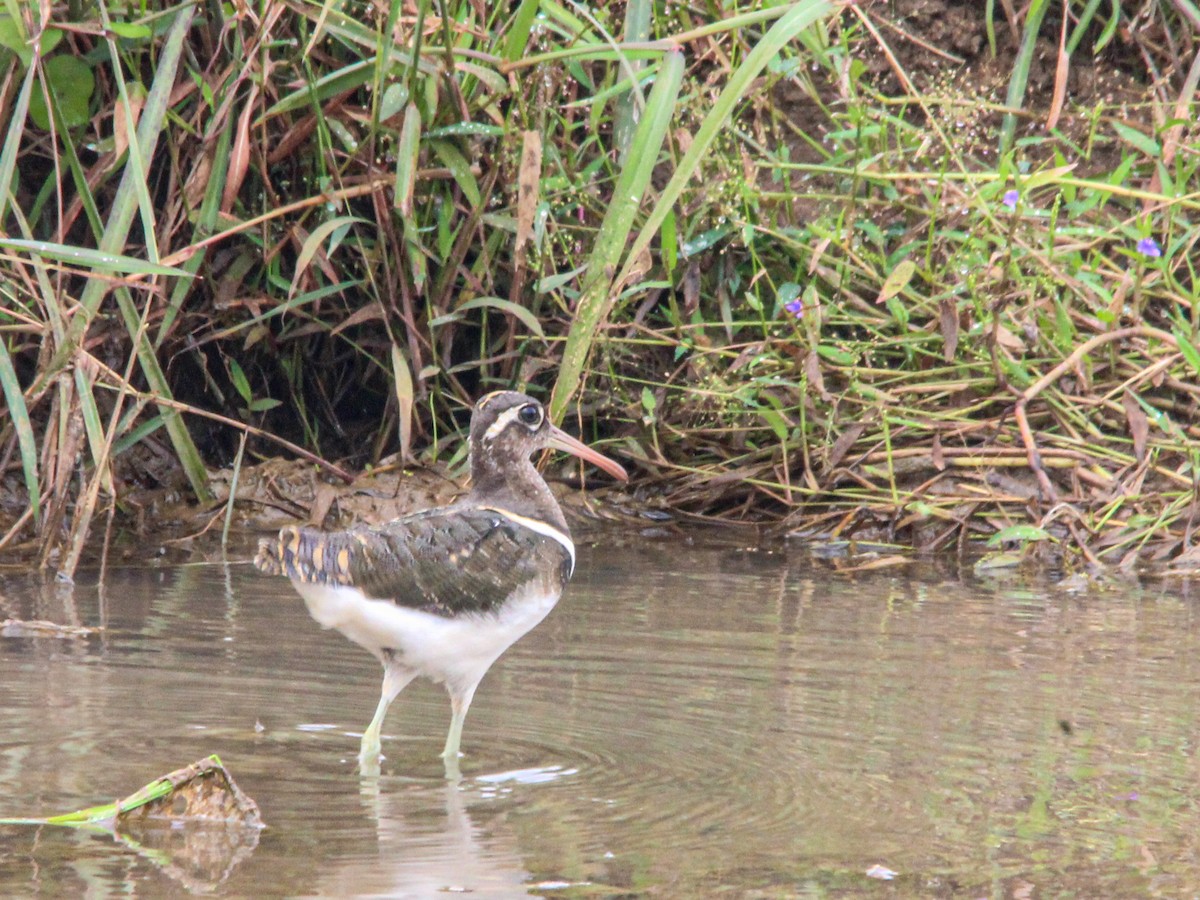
[254, 506, 572, 617]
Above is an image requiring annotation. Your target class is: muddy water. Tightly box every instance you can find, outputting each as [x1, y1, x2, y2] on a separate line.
[2, 535, 1200, 897]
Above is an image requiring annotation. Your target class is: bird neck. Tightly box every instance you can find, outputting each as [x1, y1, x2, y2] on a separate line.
[468, 451, 569, 535]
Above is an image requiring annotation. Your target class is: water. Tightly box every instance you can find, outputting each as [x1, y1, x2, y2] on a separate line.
[3, 535, 1200, 896]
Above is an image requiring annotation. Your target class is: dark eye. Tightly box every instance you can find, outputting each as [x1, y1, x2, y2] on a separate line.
[518, 404, 542, 427]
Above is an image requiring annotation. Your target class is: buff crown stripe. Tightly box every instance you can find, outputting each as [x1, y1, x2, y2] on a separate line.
[482, 405, 527, 443]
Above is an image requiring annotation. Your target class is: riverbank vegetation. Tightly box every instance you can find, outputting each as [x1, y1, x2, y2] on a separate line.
[1, 0, 1198, 576]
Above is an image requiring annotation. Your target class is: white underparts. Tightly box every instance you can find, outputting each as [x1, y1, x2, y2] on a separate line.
[292, 578, 560, 693]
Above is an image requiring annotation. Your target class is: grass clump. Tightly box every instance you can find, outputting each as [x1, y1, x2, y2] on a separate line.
[0, 1, 1197, 574]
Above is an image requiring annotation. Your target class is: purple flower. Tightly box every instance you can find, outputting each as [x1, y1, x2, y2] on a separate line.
[1002, 189, 1019, 210]
[1136, 237, 1162, 258]
[784, 298, 803, 318]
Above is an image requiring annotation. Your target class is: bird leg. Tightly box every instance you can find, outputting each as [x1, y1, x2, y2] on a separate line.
[441, 681, 480, 767]
[360, 657, 415, 769]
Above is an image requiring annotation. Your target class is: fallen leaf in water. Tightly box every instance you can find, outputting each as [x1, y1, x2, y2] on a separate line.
[1, 619, 102, 638]
[835, 555, 912, 572]
[0, 754, 261, 829]
[0, 755, 263, 891]
[114, 755, 263, 827]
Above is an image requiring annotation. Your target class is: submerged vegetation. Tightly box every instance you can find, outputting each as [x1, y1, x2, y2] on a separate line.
[0, 0, 1198, 575]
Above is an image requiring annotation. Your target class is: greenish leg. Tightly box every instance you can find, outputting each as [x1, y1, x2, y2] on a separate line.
[441, 683, 479, 764]
[359, 662, 414, 769]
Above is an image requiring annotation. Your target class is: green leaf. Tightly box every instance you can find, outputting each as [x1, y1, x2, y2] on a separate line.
[502, 0, 542, 62]
[288, 215, 368, 299]
[424, 122, 505, 139]
[987, 524, 1051, 547]
[999, 0, 1050, 154]
[0, 238, 193, 276]
[228, 358, 252, 405]
[641, 386, 657, 416]
[394, 103, 422, 215]
[379, 83, 409, 121]
[0, 61, 37, 225]
[759, 407, 789, 442]
[261, 61, 373, 120]
[455, 296, 545, 338]
[877, 258, 916, 304]
[1112, 121, 1160, 158]
[1174, 327, 1200, 376]
[816, 345, 857, 365]
[611, 1, 833, 294]
[681, 226, 733, 258]
[536, 264, 588, 293]
[0, 13, 30, 66]
[429, 139, 480, 207]
[39, 27, 64, 56]
[29, 55, 95, 130]
[108, 21, 151, 40]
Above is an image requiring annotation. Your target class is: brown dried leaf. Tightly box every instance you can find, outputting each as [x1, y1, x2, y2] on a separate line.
[931, 432, 945, 471]
[992, 323, 1026, 352]
[682, 262, 701, 313]
[515, 130, 542, 258]
[1122, 391, 1149, 462]
[112, 87, 144, 161]
[331, 301, 384, 336]
[117, 757, 263, 828]
[1045, 2, 1069, 132]
[804, 349, 829, 402]
[939, 298, 958, 362]
[826, 422, 866, 473]
[222, 85, 259, 213]
[838, 556, 911, 574]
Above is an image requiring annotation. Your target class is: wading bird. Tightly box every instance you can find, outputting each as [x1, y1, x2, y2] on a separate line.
[255, 391, 627, 774]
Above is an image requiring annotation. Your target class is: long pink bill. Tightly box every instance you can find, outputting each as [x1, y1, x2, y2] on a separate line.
[546, 425, 629, 481]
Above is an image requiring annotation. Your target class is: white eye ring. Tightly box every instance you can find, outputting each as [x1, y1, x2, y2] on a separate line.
[517, 404, 543, 428]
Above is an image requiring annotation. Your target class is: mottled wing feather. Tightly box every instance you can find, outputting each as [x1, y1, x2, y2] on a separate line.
[254, 507, 570, 617]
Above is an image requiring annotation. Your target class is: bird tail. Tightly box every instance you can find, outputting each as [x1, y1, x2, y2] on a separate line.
[254, 525, 348, 587]
[253, 526, 300, 577]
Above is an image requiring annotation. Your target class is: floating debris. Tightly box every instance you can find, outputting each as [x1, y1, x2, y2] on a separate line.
[0, 755, 263, 892]
[1, 619, 103, 639]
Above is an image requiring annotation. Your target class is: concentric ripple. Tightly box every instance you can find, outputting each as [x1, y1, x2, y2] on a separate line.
[6, 544, 1200, 896]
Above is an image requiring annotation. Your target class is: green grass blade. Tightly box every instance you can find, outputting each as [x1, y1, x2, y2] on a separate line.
[549, 47, 684, 423]
[394, 103, 422, 215]
[95, 0, 161, 263]
[999, 0, 1050, 155]
[0, 61, 35, 226]
[58, 5, 192, 348]
[62, 5, 212, 502]
[611, 0, 834, 305]
[614, 0, 652, 162]
[502, 0, 542, 61]
[0, 336, 39, 525]
[157, 94, 234, 348]
[288, 215, 369, 299]
[0, 238, 193, 276]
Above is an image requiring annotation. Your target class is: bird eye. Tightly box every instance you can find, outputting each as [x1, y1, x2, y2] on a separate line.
[518, 404, 542, 427]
